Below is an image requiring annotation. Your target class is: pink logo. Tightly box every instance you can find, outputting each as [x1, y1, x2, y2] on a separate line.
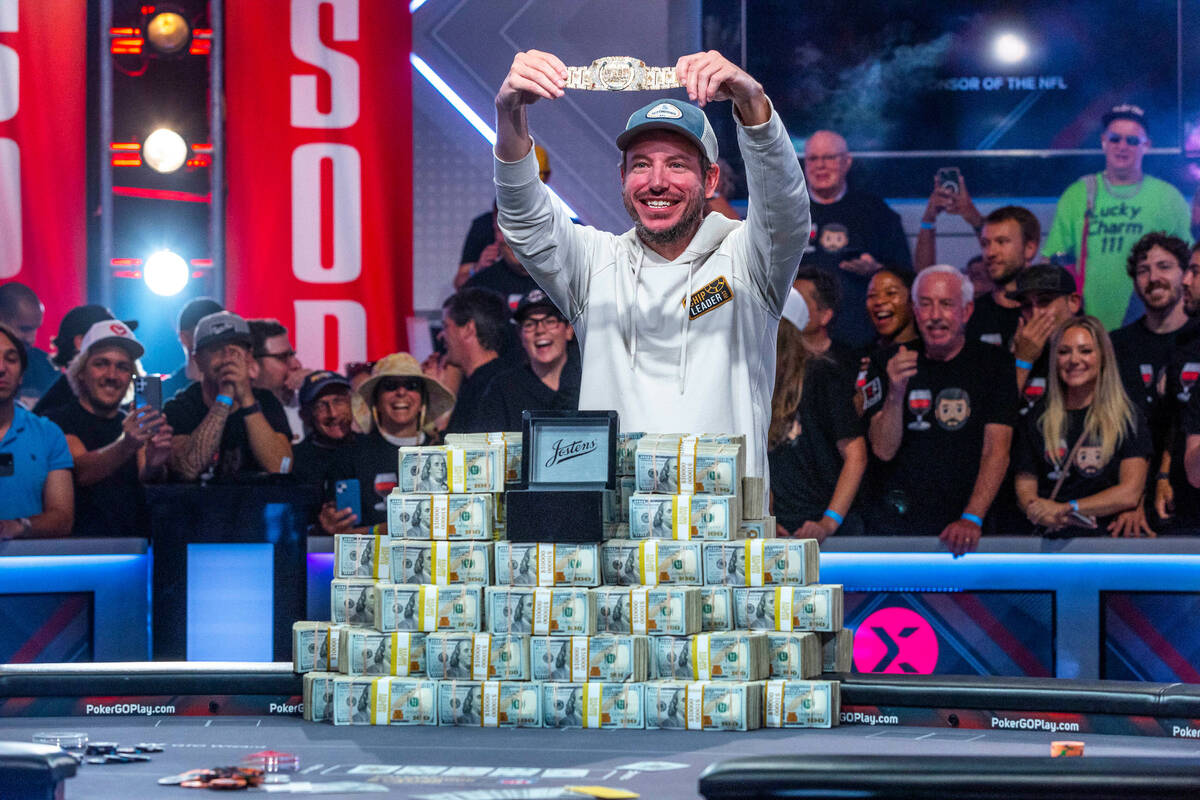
[853, 606, 938, 674]
[110, 323, 127, 335]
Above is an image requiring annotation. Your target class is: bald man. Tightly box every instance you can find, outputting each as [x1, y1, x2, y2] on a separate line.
[803, 130, 912, 349]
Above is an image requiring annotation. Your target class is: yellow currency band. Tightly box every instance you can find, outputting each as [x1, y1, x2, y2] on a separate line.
[765, 679, 784, 728]
[373, 536, 384, 579]
[472, 633, 491, 681]
[571, 636, 589, 682]
[431, 494, 450, 539]
[369, 677, 388, 725]
[685, 681, 706, 730]
[691, 633, 711, 680]
[677, 436, 698, 495]
[418, 585, 438, 631]
[639, 541, 658, 586]
[630, 587, 648, 635]
[432, 541, 450, 584]
[537, 543, 555, 587]
[533, 587, 552, 636]
[481, 680, 500, 727]
[744, 540, 764, 587]
[775, 587, 794, 632]
[447, 446, 466, 493]
[672, 496, 691, 540]
[582, 682, 603, 728]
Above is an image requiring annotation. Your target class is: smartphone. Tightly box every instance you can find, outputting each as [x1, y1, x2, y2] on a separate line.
[936, 166, 962, 194]
[134, 374, 163, 410]
[1067, 509, 1098, 529]
[335, 479, 362, 524]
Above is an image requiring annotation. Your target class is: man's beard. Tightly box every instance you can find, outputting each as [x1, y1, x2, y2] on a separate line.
[990, 260, 1023, 287]
[1142, 281, 1181, 312]
[1185, 293, 1200, 317]
[623, 192, 705, 250]
[82, 383, 123, 414]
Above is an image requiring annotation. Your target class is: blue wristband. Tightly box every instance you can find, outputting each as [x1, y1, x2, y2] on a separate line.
[960, 512, 983, 526]
[1068, 500, 1079, 512]
[823, 509, 844, 526]
[214, 394, 233, 407]
[1014, 358, 1033, 370]
[919, 220, 935, 231]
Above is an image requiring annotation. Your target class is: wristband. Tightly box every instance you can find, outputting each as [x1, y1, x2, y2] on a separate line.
[214, 394, 233, 407]
[823, 509, 844, 526]
[1014, 358, 1034, 370]
[1068, 499, 1079, 512]
[960, 512, 983, 526]
[240, 402, 262, 416]
[1157, 472, 1170, 481]
[919, 220, 935, 231]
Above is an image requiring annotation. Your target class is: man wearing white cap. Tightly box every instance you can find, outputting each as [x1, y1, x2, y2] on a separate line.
[493, 50, 810, 494]
[46, 320, 173, 537]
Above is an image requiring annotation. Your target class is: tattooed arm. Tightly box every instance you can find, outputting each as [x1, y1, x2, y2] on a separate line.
[170, 402, 231, 480]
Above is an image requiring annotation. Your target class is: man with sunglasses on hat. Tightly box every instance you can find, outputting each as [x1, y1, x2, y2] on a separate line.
[1043, 104, 1192, 331]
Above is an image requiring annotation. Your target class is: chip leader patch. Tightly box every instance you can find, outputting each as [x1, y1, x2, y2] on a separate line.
[687, 276, 734, 320]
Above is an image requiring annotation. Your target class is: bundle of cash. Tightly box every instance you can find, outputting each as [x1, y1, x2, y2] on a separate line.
[733, 586, 844, 632]
[821, 628, 854, 673]
[702, 540, 820, 586]
[370, 676, 439, 725]
[766, 632, 822, 679]
[293, 621, 333, 673]
[644, 680, 764, 731]
[603, 476, 638, 523]
[437, 680, 542, 727]
[485, 586, 595, 636]
[603, 522, 629, 539]
[493, 542, 600, 587]
[764, 679, 840, 728]
[738, 515, 776, 540]
[628, 493, 741, 540]
[700, 586, 734, 632]
[388, 540, 493, 585]
[444, 432, 523, 484]
[593, 586, 702, 636]
[370, 583, 484, 633]
[651, 632, 769, 681]
[616, 432, 645, 476]
[333, 534, 390, 579]
[634, 438, 742, 495]
[337, 629, 427, 677]
[541, 682, 645, 729]
[331, 675, 377, 725]
[303, 672, 337, 722]
[385, 492, 493, 540]
[741, 477, 765, 520]
[331, 579, 377, 627]
[424, 632, 530, 681]
[530, 635, 649, 683]
[600, 540, 703, 586]
[398, 444, 506, 494]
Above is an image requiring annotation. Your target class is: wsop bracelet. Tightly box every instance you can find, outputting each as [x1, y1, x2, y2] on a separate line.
[565, 57, 681, 91]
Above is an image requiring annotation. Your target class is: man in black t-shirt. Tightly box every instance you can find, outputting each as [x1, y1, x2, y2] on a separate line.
[462, 209, 541, 311]
[1010, 265, 1083, 401]
[164, 311, 292, 481]
[966, 206, 1040, 350]
[861, 265, 1016, 553]
[291, 370, 363, 535]
[1158, 241, 1200, 532]
[440, 288, 511, 435]
[46, 320, 173, 538]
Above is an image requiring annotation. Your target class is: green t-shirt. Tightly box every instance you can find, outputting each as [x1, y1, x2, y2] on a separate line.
[1042, 174, 1192, 330]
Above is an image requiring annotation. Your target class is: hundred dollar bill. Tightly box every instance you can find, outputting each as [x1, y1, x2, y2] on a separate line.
[634, 437, 743, 495]
[338, 629, 427, 677]
[370, 676, 439, 725]
[593, 586, 701, 636]
[331, 579, 377, 627]
[645, 679, 764, 731]
[424, 632, 529, 681]
[386, 492, 493, 540]
[702, 540, 820, 586]
[601, 540, 703, 586]
[766, 632, 822, 679]
[370, 583, 483, 633]
[293, 621, 333, 673]
[616, 432, 645, 476]
[398, 444, 505, 494]
[541, 682, 645, 729]
[741, 477, 765, 520]
[530, 635, 649, 683]
[388, 540, 492, 584]
[700, 586, 734, 631]
[494, 542, 600, 587]
[302, 671, 337, 722]
[444, 432, 523, 484]
[333, 534, 390, 579]
[603, 522, 629, 540]
[764, 679, 840, 728]
[437, 680, 543, 727]
[603, 476, 638, 523]
[733, 585, 844, 632]
[651, 632, 769, 681]
[628, 493, 741, 540]
[738, 515, 776, 540]
[821, 628, 854, 673]
[331, 675, 377, 725]
[485, 586, 595, 636]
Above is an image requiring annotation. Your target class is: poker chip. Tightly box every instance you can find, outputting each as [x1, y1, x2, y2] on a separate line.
[1051, 740, 1084, 757]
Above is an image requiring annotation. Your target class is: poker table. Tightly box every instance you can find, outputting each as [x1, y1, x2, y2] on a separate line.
[3, 664, 1200, 799]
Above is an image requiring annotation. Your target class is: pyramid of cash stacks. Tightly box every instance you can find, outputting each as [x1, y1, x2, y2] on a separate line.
[293, 431, 850, 730]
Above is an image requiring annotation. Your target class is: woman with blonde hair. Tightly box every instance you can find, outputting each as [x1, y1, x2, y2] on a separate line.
[1013, 315, 1152, 535]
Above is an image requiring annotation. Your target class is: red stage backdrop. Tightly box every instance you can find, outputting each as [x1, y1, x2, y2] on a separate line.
[225, 0, 412, 370]
[0, 0, 87, 347]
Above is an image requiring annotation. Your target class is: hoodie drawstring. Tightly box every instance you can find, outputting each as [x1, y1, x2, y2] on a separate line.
[679, 258, 695, 393]
[628, 248, 644, 367]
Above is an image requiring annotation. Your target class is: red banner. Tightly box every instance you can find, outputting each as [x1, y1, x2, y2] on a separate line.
[225, 0, 412, 370]
[0, 0, 87, 348]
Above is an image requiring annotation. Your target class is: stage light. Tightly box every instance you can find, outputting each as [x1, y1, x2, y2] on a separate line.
[143, 128, 188, 173]
[993, 33, 1028, 64]
[143, 250, 189, 296]
[146, 11, 190, 54]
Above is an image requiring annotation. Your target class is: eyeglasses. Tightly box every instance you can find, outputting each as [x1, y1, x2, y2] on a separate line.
[804, 153, 847, 165]
[258, 349, 297, 362]
[520, 315, 565, 333]
[1106, 133, 1145, 147]
[378, 377, 423, 393]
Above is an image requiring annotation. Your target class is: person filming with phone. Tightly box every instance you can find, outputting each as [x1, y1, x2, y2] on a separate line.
[43, 321, 172, 538]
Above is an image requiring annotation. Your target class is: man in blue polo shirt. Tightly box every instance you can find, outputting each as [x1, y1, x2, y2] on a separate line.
[0, 323, 74, 539]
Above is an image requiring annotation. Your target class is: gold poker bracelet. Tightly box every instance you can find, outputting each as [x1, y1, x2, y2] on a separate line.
[565, 57, 682, 91]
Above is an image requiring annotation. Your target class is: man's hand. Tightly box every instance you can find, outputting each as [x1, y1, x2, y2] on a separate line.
[675, 51, 768, 123]
[216, 347, 255, 407]
[940, 174, 983, 229]
[319, 501, 358, 535]
[1012, 307, 1057, 364]
[496, 50, 566, 111]
[796, 515, 838, 543]
[122, 405, 164, 452]
[1155, 476, 1175, 520]
[0, 519, 23, 541]
[144, 423, 175, 471]
[1107, 503, 1155, 538]
[838, 252, 881, 277]
[885, 345, 918, 393]
[476, 241, 502, 271]
[939, 518, 981, 557]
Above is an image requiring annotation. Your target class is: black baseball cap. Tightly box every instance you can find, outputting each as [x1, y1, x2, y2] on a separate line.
[1006, 265, 1078, 300]
[178, 297, 223, 334]
[52, 304, 138, 367]
[1102, 104, 1148, 133]
[512, 288, 564, 323]
[298, 370, 351, 408]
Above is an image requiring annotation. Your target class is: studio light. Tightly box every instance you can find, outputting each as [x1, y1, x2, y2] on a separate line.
[143, 128, 188, 173]
[993, 33, 1029, 64]
[146, 11, 190, 55]
[143, 250, 189, 296]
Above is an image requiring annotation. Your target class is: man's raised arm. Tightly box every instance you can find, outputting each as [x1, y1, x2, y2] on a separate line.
[494, 50, 567, 163]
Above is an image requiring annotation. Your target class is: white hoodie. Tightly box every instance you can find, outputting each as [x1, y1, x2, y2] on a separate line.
[495, 105, 810, 488]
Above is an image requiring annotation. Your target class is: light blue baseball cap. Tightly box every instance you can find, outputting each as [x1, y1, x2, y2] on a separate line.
[616, 98, 718, 163]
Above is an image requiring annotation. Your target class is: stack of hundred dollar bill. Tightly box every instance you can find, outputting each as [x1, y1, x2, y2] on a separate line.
[291, 433, 850, 731]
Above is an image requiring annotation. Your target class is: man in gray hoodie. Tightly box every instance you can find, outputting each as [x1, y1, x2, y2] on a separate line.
[492, 50, 809, 490]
